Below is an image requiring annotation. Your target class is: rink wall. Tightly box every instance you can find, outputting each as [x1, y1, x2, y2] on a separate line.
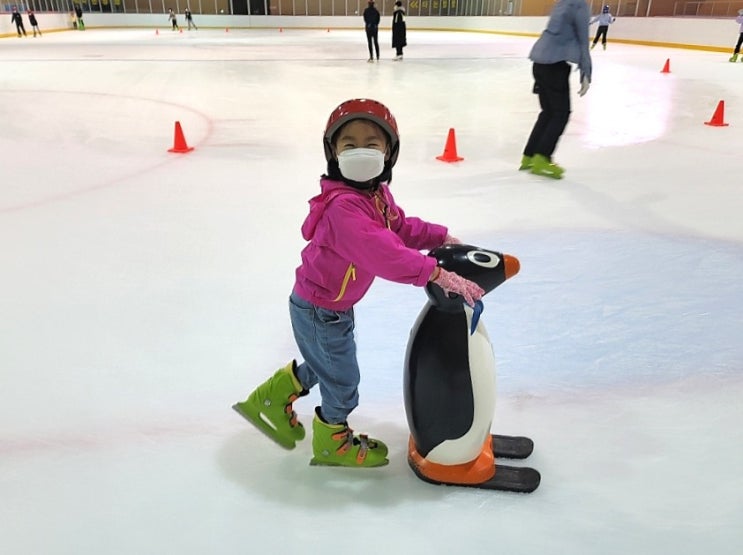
[0, 13, 739, 52]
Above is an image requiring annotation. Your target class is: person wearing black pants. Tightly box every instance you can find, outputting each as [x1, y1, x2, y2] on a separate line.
[522, 62, 572, 177]
[363, 0, 380, 62]
[521, 0, 592, 179]
[729, 9, 743, 62]
[590, 6, 615, 50]
[11, 6, 27, 37]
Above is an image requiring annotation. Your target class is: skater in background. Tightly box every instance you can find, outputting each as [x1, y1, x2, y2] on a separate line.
[168, 9, 180, 31]
[520, 0, 592, 179]
[392, 1, 407, 61]
[185, 8, 198, 30]
[27, 9, 41, 37]
[363, 0, 380, 62]
[729, 9, 743, 62]
[590, 5, 616, 50]
[11, 6, 27, 37]
[74, 5, 85, 30]
[233, 98, 484, 469]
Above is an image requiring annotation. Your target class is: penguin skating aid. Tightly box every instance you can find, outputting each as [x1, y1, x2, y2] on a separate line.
[403, 244, 540, 493]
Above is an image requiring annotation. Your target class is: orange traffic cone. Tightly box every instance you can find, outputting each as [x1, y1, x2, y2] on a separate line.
[660, 58, 671, 73]
[168, 121, 194, 153]
[704, 100, 729, 127]
[436, 128, 464, 162]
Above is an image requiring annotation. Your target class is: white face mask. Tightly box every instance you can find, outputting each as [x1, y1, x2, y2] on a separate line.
[337, 148, 385, 182]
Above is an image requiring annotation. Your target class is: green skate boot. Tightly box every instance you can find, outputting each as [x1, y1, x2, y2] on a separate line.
[730, 53, 739, 63]
[518, 155, 533, 171]
[530, 154, 565, 179]
[309, 408, 389, 468]
[232, 361, 307, 449]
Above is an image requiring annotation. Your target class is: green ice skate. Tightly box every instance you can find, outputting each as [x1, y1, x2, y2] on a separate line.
[530, 154, 565, 179]
[232, 361, 306, 449]
[730, 53, 739, 62]
[309, 408, 389, 468]
[518, 155, 533, 171]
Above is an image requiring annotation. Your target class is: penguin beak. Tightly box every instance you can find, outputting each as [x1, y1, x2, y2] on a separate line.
[503, 255, 520, 280]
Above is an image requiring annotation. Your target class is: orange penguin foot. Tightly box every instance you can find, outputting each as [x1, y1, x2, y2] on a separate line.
[407, 435, 541, 493]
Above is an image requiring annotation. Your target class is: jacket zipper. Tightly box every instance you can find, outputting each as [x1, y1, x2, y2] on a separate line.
[333, 263, 356, 302]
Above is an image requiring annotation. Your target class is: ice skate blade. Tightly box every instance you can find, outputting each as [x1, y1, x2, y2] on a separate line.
[309, 457, 389, 468]
[231, 403, 299, 450]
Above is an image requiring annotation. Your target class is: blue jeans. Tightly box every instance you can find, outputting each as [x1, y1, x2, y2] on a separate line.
[289, 291, 359, 425]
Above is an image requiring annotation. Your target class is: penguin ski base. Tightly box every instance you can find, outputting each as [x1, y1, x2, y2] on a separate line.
[408, 457, 541, 493]
[492, 434, 533, 459]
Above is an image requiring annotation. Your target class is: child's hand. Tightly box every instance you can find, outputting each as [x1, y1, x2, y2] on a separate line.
[442, 233, 462, 246]
[431, 268, 485, 307]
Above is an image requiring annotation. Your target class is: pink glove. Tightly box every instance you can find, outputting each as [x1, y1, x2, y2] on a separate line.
[443, 233, 462, 246]
[431, 268, 485, 307]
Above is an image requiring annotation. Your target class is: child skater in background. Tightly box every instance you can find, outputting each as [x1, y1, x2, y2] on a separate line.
[729, 9, 743, 62]
[168, 9, 180, 31]
[590, 5, 616, 50]
[27, 9, 41, 37]
[233, 98, 484, 469]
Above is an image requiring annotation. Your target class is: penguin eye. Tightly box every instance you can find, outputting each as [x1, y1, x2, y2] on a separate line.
[466, 250, 501, 269]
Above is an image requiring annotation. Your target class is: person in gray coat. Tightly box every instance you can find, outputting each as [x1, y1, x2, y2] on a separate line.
[520, 0, 592, 179]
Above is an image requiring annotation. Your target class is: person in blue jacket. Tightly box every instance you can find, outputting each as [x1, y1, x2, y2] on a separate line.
[729, 9, 743, 62]
[590, 5, 616, 50]
[520, 0, 592, 179]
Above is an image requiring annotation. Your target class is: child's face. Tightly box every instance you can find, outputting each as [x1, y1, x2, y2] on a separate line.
[333, 120, 389, 161]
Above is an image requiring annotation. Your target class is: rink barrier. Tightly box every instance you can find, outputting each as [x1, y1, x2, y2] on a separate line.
[0, 14, 739, 52]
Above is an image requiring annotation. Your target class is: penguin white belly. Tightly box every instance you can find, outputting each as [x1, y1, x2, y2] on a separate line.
[426, 313, 496, 465]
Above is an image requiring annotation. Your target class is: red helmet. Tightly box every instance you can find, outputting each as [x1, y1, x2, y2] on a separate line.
[323, 99, 400, 169]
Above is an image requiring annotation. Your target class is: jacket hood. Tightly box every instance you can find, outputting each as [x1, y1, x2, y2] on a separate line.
[301, 179, 364, 241]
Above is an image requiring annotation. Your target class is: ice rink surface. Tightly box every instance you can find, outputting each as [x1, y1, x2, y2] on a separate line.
[1, 27, 742, 554]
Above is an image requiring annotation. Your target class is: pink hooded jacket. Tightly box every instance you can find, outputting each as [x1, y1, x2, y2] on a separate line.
[293, 178, 448, 311]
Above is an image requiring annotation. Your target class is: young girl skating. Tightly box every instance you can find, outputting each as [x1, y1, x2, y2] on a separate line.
[233, 99, 483, 468]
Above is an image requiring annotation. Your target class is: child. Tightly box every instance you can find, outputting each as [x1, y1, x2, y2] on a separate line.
[28, 9, 41, 37]
[730, 9, 743, 62]
[590, 5, 616, 50]
[520, 0, 592, 179]
[233, 99, 484, 468]
[168, 9, 179, 31]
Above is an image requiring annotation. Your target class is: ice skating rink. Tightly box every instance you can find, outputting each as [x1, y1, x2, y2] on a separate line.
[1, 27, 742, 554]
